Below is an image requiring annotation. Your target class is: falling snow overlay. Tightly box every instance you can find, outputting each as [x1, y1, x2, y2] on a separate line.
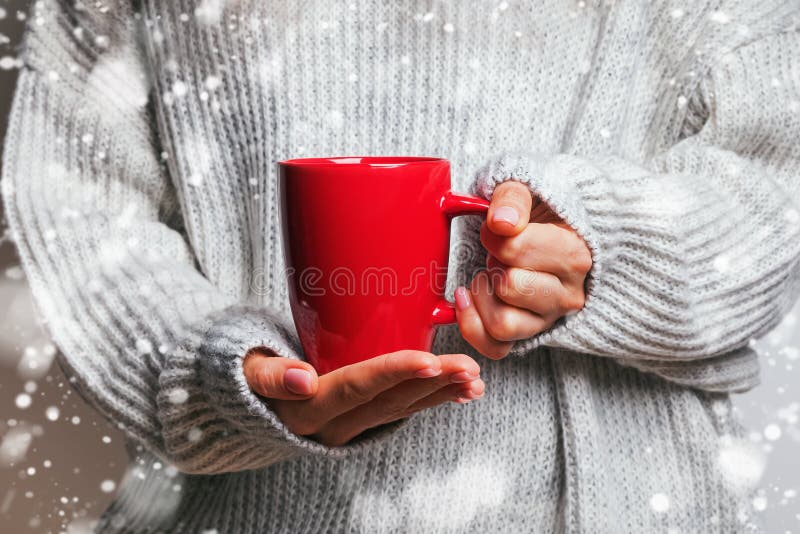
[1, 0, 799, 532]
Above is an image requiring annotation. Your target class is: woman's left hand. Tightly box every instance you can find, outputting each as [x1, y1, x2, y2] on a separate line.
[454, 181, 593, 359]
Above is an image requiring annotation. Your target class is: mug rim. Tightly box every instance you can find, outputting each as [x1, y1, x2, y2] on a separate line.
[278, 156, 446, 167]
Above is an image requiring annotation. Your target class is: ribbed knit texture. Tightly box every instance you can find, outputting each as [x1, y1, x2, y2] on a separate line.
[2, 1, 799, 532]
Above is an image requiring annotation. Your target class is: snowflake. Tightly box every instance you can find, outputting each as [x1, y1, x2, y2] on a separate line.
[650, 493, 670, 513]
[709, 11, 730, 24]
[167, 388, 189, 405]
[717, 437, 766, 492]
[187, 173, 204, 187]
[0, 56, 20, 70]
[326, 110, 344, 129]
[351, 454, 507, 531]
[204, 75, 222, 91]
[135, 339, 154, 354]
[187, 427, 203, 442]
[172, 80, 188, 97]
[0, 428, 32, 465]
[195, 0, 226, 26]
[15, 393, 32, 409]
[713, 254, 731, 273]
[45, 406, 60, 421]
[763, 424, 782, 441]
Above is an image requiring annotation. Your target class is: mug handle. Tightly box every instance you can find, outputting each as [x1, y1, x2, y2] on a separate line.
[430, 192, 490, 326]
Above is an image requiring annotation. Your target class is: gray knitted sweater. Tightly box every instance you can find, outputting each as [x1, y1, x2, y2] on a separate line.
[3, 0, 800, 532]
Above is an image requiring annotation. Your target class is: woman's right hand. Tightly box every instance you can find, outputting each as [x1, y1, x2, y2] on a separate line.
[243, 349, 485, 447]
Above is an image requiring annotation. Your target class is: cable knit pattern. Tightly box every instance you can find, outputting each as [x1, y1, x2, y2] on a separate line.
[2, 0, 799, 532]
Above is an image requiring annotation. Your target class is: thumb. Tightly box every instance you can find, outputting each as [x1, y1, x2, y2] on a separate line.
[487, 181, 532, 237]
[243, 349, 319, 400]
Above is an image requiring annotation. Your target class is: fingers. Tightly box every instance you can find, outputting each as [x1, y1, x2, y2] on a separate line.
[454, 284, 514, 360]
[486, 256, 584, 316]
[310, 354, 482, 446]
[272, 350, 442, 435]
[319, 350, 442, 410]
[486, 181, 533, 237]
[243, 349, 319, 400]
[403, 379, 486, 412]
[480, 221, 592, 286]
[470, 271, 550, 341]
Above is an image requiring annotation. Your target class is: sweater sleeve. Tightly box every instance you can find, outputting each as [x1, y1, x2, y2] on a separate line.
[472, 30, 800, 393]
[1, 0, 403, 475]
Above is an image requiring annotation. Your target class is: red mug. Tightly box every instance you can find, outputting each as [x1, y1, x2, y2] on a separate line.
[278, 157, 489, 374]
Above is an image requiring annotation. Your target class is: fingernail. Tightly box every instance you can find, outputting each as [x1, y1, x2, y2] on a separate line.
[284, 368, 314, 395]
[455, 397, 472, 404]
[450, 371, 477, 383]
[414, 368, 442, 378]
[493, 206, 519, 226]
[454, 287, 471, 310]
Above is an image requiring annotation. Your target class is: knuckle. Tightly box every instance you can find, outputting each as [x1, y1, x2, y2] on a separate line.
[561, 291, 586, 312]
[337, 375, 374, 405]
[509, 268, 536, 297]
[484, 344, 511, 360]
[568, 241, 593, 273]
[378, 352, 395, 377]
[254, 369, 279, 397]
[499, 180, 530, 201]
[503, 237, 525, 262]
[484, 311, 518, 342]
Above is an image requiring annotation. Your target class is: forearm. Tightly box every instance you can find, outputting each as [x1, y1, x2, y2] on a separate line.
[3, 2, 400, 473]
[3, 69, 307, 472]
[475, 139, 800, 355]
[468, 30, 800, 392]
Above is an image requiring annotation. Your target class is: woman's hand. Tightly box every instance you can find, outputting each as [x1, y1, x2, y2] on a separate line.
[243, 349, 484, 447]
[455, 181, 592, 359]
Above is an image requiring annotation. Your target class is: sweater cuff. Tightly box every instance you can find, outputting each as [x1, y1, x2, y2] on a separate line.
[472, 152, 764, 394]
[615, 348, 761, 393]
[198, 305, 408, 460]
[473, 152, 603, 356]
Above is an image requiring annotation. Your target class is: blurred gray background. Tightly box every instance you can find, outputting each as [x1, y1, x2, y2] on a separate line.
[0, 1, 798, 532]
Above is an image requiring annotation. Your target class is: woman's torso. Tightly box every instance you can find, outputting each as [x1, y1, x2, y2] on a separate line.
[100, 2, 758, 532]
